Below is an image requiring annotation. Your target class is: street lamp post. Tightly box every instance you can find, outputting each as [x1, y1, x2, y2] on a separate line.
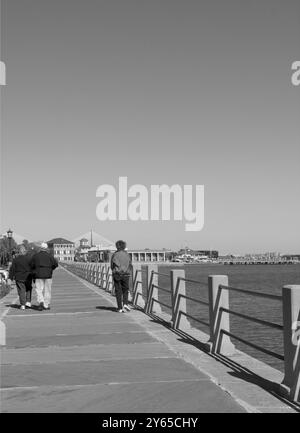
[7, 228, 13, 263]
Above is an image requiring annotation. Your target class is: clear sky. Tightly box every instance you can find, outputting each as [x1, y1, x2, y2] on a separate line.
[1, 0, 299, 254]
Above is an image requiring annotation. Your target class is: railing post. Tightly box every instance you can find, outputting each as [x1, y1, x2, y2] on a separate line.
[99, 265, 104, 288]
[171, 270, 190, 330]
[111, 273, 115, 296]
[95, 264, 100, 286]
[132, 264, 145, 308]
[93, 264, 97, 284]
[127, 266, 134, 303]
[91, 264, 95, 284]
[205, 275, 235, 356]
[109, 266, 114, 294]
[279, 285, 300, 402]
[105, 266, 113, 293]
[101, 264, 106, 290]
[145, 264, 161, 314]
[88, 264, 92, 282]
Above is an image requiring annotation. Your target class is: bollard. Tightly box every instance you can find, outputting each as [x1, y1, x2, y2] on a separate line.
[0, 319, 6, 346]
[132, 264, 145, 308]
[205, 275, 235, 356]
[145, 264, 161, 314]
[279, 285, 300, 402]
[171, 270, 190, 330]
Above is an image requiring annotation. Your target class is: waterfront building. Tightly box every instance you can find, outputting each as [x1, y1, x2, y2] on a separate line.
[47, 238, 75, 262]
[128, 249, 171, 262]
[79, 238, 90, 249]
[177, 249, 219, 259]
[282, 254, 300, 262]
[81, 248, 171, 263]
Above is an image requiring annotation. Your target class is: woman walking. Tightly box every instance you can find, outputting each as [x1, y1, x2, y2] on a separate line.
[9, 245, 32, 310]
[111, 240, 132, 313]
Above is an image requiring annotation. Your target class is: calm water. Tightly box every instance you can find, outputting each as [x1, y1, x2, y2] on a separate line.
[149, 264, 300, 372]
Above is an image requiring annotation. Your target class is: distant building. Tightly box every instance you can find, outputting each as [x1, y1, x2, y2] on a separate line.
[177, 249, 218, 259]
[282, 254, 300, 262]
[79, 238, 90, 249]
[128, 249, 171, 262]
[47, 238, 75, 262]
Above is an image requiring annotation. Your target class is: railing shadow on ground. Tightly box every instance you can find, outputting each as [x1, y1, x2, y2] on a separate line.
[139, 308, 300, 413]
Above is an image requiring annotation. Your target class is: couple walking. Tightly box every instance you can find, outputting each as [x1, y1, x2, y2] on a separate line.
[9, 242, 58, 311]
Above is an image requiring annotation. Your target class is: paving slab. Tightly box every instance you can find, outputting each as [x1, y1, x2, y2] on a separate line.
[1, 343, 173, 365]
[5, 320, 145, 338]
[2, 358, 210, 388]
[5, 331, 156, 349]
[1, 381, 244, 413]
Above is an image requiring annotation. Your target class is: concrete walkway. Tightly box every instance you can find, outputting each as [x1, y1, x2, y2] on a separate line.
[0, 267, 248, 413]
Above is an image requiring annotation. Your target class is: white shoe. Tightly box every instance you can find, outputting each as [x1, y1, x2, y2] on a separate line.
[117, 309, 124, 313]
[20, 305, 25, 310]
[25, 302, 31, 308]
[123, 304, 131, 311]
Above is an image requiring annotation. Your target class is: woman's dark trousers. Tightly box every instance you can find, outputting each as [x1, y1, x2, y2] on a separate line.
[16, 279, 32, 306]
[113, 275, 129, 310]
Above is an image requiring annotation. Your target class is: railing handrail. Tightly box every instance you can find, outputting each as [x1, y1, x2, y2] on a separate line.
[151, 271, 170, 277]
[221, 307, 283, 331]
[222, 329, 284, 361]
[178, 276, 208, 286]
[178, 311, 210, 328]
[219, 284, 282, 301]
[151, 283, 171, 294]
[179, 293, 209, 307]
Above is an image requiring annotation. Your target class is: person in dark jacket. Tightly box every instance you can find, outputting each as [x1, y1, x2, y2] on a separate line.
[31, 242, 58, 311]
[9, 245, 33, 310]
[111, 240, 132, 313]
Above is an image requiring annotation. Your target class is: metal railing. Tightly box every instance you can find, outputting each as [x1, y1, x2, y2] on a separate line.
[214, 283, 284, 360]
[60, 261, 300, 403]
[220, 284, 282, 301]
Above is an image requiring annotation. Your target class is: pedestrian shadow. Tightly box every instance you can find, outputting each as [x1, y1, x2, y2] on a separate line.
[95, 306, 119, 312]
[5, 304, 42, 312]
[6, 303, 20, 309]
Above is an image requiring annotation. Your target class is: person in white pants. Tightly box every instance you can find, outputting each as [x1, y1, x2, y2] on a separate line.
[30, 242, 58, 311]
[35, 278, 53, 309]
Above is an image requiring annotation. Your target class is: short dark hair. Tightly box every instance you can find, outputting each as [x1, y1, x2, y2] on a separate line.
[115, 240, 126, 250]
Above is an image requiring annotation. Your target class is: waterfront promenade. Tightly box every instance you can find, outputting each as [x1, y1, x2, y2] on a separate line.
[0, 267, 298, 413]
